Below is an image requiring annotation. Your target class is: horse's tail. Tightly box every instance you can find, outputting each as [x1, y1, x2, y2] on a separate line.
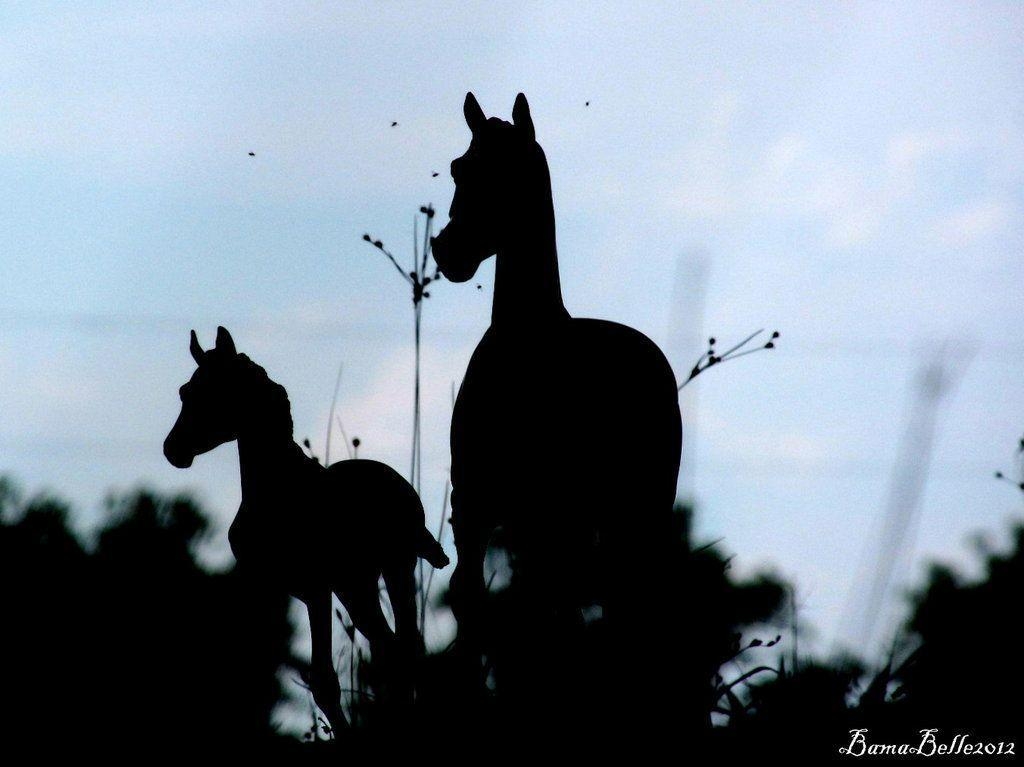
[415, 527, 449, 569]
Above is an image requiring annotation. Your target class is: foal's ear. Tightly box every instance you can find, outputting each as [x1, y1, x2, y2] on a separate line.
[512, 93, 535, 142]
[215, 326, 237, 356]
[189, 330, 204, 364]
[464, 92, 486, 134]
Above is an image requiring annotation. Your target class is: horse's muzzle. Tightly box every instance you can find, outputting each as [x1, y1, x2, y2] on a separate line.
[431, 226, 480, 283]
[163, 436, 194, 469]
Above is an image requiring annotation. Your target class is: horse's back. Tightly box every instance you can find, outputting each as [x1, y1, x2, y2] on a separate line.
[562, 317, 681, 512]
[452, 316, 681, 531]
[566, 317, 680, 401]
[569, 316, 682, 457]
[457, 316, 680, 449]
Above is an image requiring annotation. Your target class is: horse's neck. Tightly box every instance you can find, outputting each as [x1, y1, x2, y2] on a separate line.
[237, 427, 302, 505]
[491, 195, 569, 330]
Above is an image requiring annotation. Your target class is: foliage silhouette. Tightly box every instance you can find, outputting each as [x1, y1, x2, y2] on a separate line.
[6, 463, 1016, 756]
[0, 479, 291, 750]
[431, 502, 789, 744]
[706, 479, 1024, 758]
[898, 520, 1023, 738]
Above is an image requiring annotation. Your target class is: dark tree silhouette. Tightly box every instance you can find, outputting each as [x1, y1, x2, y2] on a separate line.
[715, 505, 1024, 758]
[0, 479, 292, 751]
[898, 521, 1023, 739]
[406, 501, 790, 752]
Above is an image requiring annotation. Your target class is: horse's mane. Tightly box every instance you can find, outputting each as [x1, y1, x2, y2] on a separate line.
[236, 354, 294, 438]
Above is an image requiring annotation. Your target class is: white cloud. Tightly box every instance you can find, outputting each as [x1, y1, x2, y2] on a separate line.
[665, 106, 977, 250]
[313, 341, 470, 469]
[825, 203, 883, 250]
[698, 409, 837, 473]
[934, 199, 1011, 246]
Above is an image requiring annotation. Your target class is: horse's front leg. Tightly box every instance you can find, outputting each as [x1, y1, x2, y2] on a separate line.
[449, 491, 491, 688]
[306, 591, 347, 734]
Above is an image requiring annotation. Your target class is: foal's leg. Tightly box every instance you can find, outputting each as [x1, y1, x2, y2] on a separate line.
[381, 556, 420, 651]
[336, 578, 394, 648]
[306, 591, 347, 732]
[336, 577, 402, 714]
[382, 556, 420, 705]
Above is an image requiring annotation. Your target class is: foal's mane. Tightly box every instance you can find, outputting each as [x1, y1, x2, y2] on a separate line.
[235, 354, 294, 438]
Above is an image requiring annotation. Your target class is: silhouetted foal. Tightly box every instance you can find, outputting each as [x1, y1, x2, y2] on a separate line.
[432, 94, 686, 734]
[163, 327, 448, 732]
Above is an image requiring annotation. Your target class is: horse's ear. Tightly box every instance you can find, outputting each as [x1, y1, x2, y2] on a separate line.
[190, 330, 204, 364]
[512, 93, 535, 142]
[464, 92, 486, 134]
[216, 326, 237, 356]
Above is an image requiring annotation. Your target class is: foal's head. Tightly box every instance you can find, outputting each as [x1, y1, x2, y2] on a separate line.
[163, 326, 247, 468]
[431, 92, 552, 283]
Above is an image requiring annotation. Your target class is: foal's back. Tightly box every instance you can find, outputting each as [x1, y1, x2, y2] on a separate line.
[233, 457, 428, 588]
[323, 458, 427, 556]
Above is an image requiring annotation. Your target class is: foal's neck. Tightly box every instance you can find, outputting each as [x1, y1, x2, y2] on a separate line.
[237, 422, 302, 504]
[492, 187, 569, 330]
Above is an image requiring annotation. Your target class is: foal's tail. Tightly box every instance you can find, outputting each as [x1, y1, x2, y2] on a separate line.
[416, 527, 450, 569]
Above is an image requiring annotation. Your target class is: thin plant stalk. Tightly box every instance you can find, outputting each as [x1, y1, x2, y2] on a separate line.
[364, 204, 438, 633]
[679, 328, 780, 390]
[335, 416, 353, 460]
[325, 362, 344, 466]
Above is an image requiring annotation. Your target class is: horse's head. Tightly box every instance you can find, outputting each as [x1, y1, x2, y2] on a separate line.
[431, 92, 551, 283]
[164, 326, 243, 469]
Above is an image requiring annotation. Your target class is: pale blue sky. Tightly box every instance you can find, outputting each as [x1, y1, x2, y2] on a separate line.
[2, 2, 1022, 658]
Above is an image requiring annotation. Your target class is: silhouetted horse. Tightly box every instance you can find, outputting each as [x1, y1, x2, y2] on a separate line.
[431, 94, 685, 733]
[163, 327, 448, 731]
